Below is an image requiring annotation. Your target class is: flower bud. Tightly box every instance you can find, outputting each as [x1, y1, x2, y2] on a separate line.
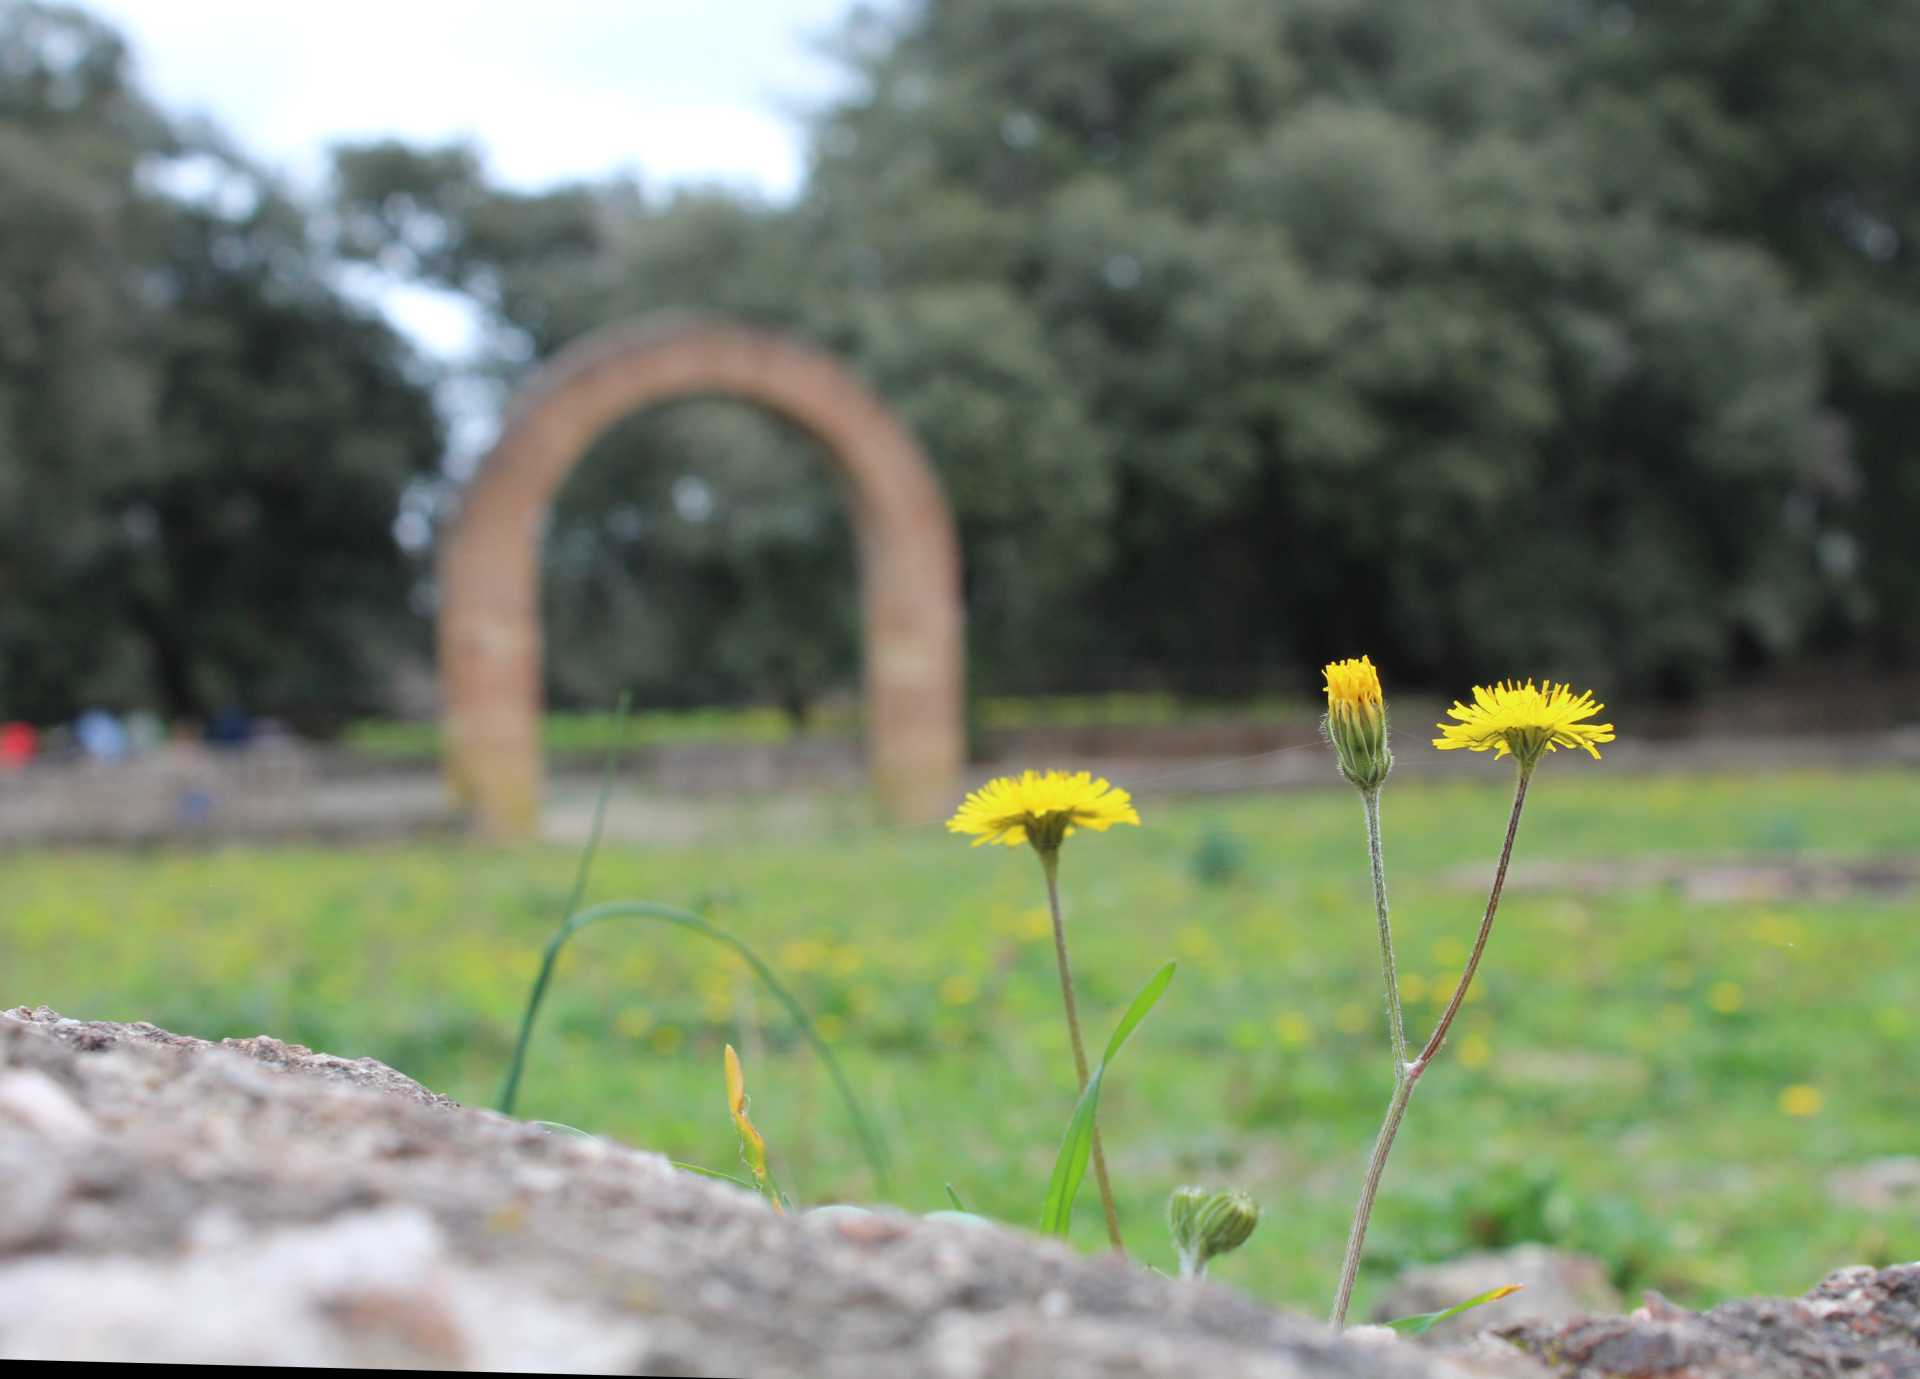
[1323, 656, 1392, 792]
[1167, 1184, 1207, 1251]
[1167, 1185, 1261, 1278]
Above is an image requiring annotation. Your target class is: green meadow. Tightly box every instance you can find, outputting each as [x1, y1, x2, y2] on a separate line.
[4, 767, 1916, 1318]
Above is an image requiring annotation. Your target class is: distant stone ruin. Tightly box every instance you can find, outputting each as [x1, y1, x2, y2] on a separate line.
[437, 317, 964, 838]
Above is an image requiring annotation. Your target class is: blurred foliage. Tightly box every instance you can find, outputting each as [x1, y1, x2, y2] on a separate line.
[0, 1, 441, 725]
[330, 0, 1916, 715]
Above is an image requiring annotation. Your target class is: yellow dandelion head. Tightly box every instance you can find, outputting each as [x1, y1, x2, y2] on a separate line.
[1322, 655, 1392, 791]
[1779, 1084, 1823, 1118]
[946, 768, 1141, 853]
[1433, 679, 1615, 768]
[1323, 656, 1382, 710]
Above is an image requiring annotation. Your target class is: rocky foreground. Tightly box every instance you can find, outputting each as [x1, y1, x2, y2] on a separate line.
[1, 1006, 1915, 1376]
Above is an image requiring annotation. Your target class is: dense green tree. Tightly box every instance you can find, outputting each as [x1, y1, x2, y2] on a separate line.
[0, 2, 442, 724]
[795, 0, 1834, 694]
[1568, 0, 1920, 664]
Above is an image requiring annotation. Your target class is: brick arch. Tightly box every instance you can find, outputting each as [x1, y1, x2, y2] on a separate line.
[437, 315, 964, 837]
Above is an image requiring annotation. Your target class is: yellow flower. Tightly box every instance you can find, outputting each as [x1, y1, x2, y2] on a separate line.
[1779, 1084, 1823, 1118]
[1433, 679, 1615, 767]
[946, 769, 1141, 851]
[1322, 656, 1392, 790]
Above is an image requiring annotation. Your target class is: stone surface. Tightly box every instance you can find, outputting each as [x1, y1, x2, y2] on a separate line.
[1372, 1244, 1623, 1344]
[1501, 1272, 1920, 1378]
[437, 315, 965, 837]
[5, 1005, 1914, 1376]
[0, 1006, 1467, 1375]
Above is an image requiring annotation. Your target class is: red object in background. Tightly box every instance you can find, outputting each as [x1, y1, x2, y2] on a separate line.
[0, 721, 36, 769]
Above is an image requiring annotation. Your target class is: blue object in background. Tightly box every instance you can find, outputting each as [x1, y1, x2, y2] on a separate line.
[75, 710, 129, 763]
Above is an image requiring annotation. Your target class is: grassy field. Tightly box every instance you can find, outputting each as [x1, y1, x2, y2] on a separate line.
[3, 767, 1916, 1318]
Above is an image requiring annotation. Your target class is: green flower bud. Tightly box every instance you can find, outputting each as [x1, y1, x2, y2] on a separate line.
[1167, 1185, 1261, 1278]
[1167, 1184, 1208, 1253]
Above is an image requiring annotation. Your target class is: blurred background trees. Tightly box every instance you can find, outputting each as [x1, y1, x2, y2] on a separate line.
[0, 2, 441, 727]
[6, 0, 1918, 724]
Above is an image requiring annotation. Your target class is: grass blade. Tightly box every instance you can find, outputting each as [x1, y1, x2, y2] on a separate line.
[1384, 1284, 1524, 1335]
[725, 1043, 784, 1212]
[1040, 961, 1176, 1238]
[498, 897, 892, 1196]
[944, 1183, 969, 1212]
[497, 690, 632, 1116]
[671, 1160, 760, 1193]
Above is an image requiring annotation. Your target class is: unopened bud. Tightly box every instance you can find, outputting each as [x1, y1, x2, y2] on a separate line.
[1167, 1185, 1260, 1278]
[1323, 656, 1392, 792]
[1167, 1184, 1207, 1251]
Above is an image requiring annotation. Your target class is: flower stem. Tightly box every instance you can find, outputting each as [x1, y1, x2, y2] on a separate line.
[1362, 788, 1408, 1072]
[1040, 849, 1126, 1253]
[1417, 765, 1531, 1069]
[1330, 765, 1534, 1329]
[1330, 1067, 1415, 1329]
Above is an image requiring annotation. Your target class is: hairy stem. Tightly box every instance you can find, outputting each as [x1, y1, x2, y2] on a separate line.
[1330, 765, 1534, 1329]
[1041, 850, 1127, 1253]
[1330, 1068, 1416, 1328]
[1418, 765, 1531, 1068]
[1363, 788, 1408, 1072]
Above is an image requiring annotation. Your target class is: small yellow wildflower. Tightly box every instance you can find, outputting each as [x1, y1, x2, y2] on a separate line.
[937, 973, 978, 1006]
[1708, 980, 1744, 1014]
[1322, 656, 1392, 791]
[946, 769, 1140, 851]
[1433, 679, 1615, 767]
[1779, 1084, 1823, 1118]
[1272, 1012, 1314, 1049]
[1457, 1031, 1493, 1069]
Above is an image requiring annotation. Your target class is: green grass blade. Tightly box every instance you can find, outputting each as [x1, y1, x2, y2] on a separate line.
[501, 897, 892, 1196]
[530, 1120, 596, 1139]
[1100, 960, 1177, 1063]
[671, 1160, 760, 1193]
[496, 690, 632, 1116]
[944, 1182, 969, 1212]
[1384, 1284, 1523, 1335]
[1040, 961, 1176, 1238]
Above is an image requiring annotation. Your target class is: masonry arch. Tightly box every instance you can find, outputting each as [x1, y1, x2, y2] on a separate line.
[438, 316, 964, 837]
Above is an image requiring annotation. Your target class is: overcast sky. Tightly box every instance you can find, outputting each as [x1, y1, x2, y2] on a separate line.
[85, 0, 867, 200]
[82, 0, 875, 365]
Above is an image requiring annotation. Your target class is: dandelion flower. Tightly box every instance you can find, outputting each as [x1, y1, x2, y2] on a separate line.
[1779, 1084, 1823, 1118]
[946, 769, 1140, 852]
[1433, 679, 1615, 767]
[1323, 656, 1392, 791]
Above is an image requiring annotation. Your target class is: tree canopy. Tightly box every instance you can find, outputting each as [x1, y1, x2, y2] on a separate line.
[0, 1, 441, 725]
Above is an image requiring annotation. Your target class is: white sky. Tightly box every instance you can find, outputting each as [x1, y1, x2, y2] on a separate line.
[84, 0, 877, 370]
[86, 0, 866, 200]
